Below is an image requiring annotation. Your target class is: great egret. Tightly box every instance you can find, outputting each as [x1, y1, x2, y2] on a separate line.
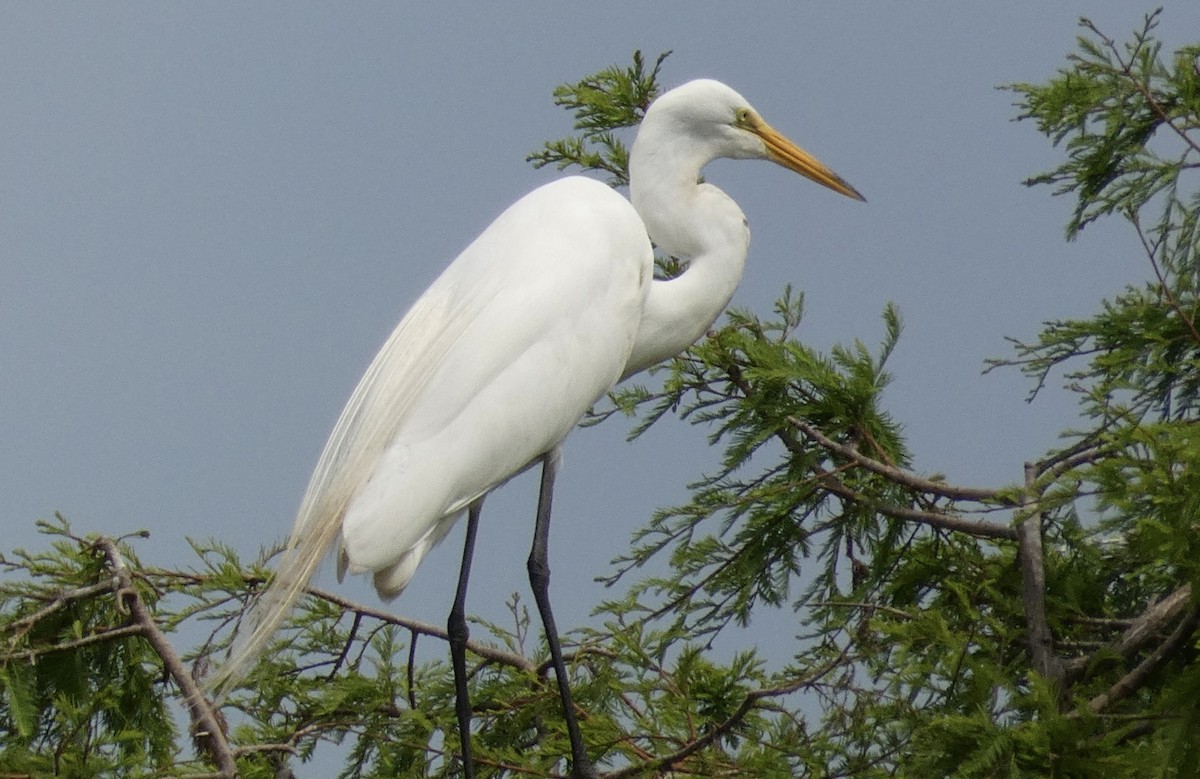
[208, 79, 862, 777]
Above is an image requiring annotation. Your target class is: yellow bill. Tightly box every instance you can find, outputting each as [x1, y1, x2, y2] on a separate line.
[754, 121, 866, 202]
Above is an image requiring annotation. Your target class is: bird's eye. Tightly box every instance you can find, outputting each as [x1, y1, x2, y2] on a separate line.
[734, 108, 752, 126]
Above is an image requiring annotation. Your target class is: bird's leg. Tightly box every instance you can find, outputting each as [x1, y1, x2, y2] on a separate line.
[527, 449, 597, 779]
[449, 499, 483, 779]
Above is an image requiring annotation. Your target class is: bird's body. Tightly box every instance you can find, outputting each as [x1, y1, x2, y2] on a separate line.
[209, 78, 862, 777]
[335, 176, 651, 594]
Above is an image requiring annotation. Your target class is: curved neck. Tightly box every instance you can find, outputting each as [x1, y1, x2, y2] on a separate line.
[624, 132, 750, 379]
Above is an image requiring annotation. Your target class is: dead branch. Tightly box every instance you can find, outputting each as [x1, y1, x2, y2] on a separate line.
[93, 538, 239, 779]
[4, 582, 113, 639]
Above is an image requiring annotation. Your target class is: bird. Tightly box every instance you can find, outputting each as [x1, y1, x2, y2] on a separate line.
[207, 78, 863, 778]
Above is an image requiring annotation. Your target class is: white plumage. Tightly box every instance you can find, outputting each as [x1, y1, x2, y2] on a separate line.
[208, 79, 862, 776]
[335, 177, 650, 594]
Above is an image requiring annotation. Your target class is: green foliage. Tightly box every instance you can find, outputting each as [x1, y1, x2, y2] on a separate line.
[599, 291, 910, 643]
[526, 49, 670, 187]
[4, 21, 1200, 777]
[1008, 11, 1200, 240]
[0, 518, 175, 777]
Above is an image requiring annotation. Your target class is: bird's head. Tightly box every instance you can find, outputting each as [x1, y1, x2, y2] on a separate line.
[645, 79, 865, 202]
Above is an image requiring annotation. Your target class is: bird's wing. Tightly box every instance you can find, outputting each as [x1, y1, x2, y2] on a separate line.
[206, 258, 479, 696]
[207, 176, 650, 696]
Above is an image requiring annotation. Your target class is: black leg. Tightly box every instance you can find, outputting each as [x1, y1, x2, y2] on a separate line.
[527, 449, 597, 778]
[449, 500, 483, 779]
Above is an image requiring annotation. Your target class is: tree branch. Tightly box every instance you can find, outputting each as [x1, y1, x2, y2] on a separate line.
[1031, 430, 1109, 482]
[1071, 604, 1200, 717]
[814, 469, 1018, 541]
[1064, 583, 1194, 681]
[296, 583, 537, 674]
[94, 538, 239, 778]
[602, 651, 846, 778]
[1132, 211, 1200, 346]
[1086, 15, 1200, 157]
[1016, 462, 1063, 685]
[4, 581, 113, 640]
[740, 391, 1016, 540]
[789, 417, 1011, 504]
[0, 623, 145, 662]
[150, 568, 537, 674]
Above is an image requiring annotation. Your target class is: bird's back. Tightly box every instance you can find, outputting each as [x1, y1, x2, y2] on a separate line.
[325, 175, 652, 595]
[213, 177, 652, 692]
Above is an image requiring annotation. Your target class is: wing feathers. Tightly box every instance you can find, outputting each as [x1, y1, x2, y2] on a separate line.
[206, 280, 475, 696]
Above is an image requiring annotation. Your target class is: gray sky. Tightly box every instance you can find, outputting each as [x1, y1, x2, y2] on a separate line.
[4, 3, 1197, 688]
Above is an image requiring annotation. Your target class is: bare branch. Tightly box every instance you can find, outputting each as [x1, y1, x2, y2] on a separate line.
[1031, 430, 1110, 481]
[1016, 463, 1063, 685]
[303, 584, 535, 673]
[1116, 584, 1194, 655]
[151, 568, 537, 674]
[1072, 605, 1200, 717]
[4, 582, 113, 639]
[790, 417, 1011, 504]
[93, 538, 239, 778]
[814, 600, 916, 622]
[814, 470, 1018, 541]
[1065, 584, 1194, 680]
[0, 624, 145, 662]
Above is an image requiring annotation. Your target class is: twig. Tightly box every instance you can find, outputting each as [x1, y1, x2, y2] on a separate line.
[1062, 615, 1136, 629]
[406, 632, 419, 710]
[305, 584, 535, 673]
[1088, 14, 1200, 156]
[1132, 212, 1200, 346]
[727, 382, 1015, 540]
[534, 644, 618, 679]
[5, 582, 113, 638]
[713, 364, 1016, 539]
[93, 538, 239, 778]
[150, 568, 537, 674]
[602, 651, 847, 778]
[814, 600, 915, 622]
[0, 624, 145, 662]
[327, 611, 362, 679]
[814, 470, 1017, 541]
[232, 742, 299, 757]
[1031, 431, 1109, 482]
[789, 417, 1010, 504]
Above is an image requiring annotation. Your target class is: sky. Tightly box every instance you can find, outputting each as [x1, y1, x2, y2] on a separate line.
[4, 1, 1199, 726]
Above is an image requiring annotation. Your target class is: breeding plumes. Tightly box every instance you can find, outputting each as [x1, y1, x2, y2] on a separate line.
[208, 78, 863, 778]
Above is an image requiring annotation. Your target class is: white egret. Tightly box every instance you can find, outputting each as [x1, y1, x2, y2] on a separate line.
[208, 78, 863, 777]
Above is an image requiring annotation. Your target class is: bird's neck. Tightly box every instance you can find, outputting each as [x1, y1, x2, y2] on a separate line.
[624, 141, 750, 379]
